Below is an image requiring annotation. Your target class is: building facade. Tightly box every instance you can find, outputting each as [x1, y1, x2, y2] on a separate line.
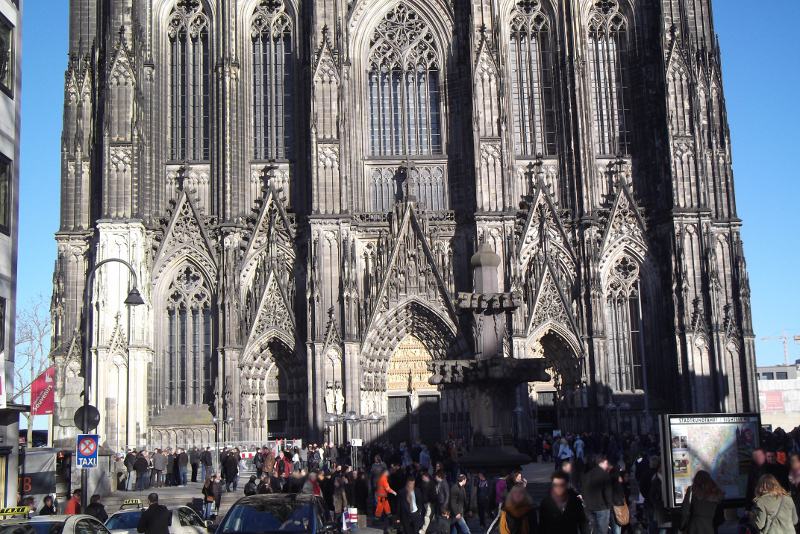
[0, 0, 21, 505]
[757, 361, 799, 432]
[51, 0, 757, 448]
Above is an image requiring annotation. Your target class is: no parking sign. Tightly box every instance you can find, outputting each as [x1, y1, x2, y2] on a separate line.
[76, 434, 100, 468]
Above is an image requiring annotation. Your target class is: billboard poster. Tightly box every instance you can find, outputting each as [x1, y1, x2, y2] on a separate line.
[660, 413, 760, 508]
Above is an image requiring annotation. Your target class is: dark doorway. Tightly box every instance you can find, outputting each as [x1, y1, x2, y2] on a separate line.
[417, 395, 441, 444]
[387, 395, 411, 442]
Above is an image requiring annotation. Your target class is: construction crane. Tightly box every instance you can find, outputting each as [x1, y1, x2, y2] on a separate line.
[760, 331, 800, 365]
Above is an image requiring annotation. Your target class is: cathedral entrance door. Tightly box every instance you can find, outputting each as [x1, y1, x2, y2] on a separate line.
[417, 394, 441, 444]
[387, 396, 411, 443]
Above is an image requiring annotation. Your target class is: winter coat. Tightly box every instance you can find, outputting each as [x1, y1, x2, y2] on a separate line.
[499, 500, 537, 534]
[449, 483, 467, 517]
[223, 455, 239, 479]
[679, 487, 724, 534]
[538, 492, 587, 534]
[752, 494, 798, 534]
[581, 466, 612, 512]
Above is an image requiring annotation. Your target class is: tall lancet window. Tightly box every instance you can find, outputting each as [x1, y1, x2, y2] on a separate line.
[605, 256, 645, 391]
[368, 3, 442, 157]
[509, 0, 556, 156]
[587, 0, 631, 156]
[252, 0, 294, 160]
[168, 0, 211, 161]
[165, 264, 213, 405]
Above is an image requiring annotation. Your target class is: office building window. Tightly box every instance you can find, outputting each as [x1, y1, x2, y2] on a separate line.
[0, 155, 10, 234]
[0, 13, 13, 96]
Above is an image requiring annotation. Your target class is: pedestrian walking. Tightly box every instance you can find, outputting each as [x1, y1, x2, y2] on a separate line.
[375, 468, 396, 523]
[398, 477, 424, 534]
[538, 471, 587, 534]
[582, 455, 613, 534]
[201, 447, 213, 482]
[449, 474, 470, 534]
[497, 485, 536, 534]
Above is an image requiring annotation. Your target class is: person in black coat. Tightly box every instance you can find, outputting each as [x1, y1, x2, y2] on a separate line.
[85, 495, 108, 522]
[137, 493, 172, 534]
[244, 475, 258, 496]
[538, 471, 587, 534]
[426, 509, 451, 534]
[222, 452, 239, 492]
[581, 456, 613, 534]
[398, 478, 425, 534]
[449, 475, 470, 534]
[38, 495, 57, 515]
[679, 470, 724, 534]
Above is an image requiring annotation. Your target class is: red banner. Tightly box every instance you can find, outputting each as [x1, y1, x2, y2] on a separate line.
[31, 366, 56, 415]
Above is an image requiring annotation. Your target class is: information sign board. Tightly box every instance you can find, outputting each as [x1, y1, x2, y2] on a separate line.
[660, 413, 759, 508]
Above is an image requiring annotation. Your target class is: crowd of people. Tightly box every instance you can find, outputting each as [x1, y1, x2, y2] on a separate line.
[114, 446, 216, 491]
[13, 426, 800, 534]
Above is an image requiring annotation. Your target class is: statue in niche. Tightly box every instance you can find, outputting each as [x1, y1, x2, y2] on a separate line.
[335, 384, 345, 414]
[325, 383, 335, 414]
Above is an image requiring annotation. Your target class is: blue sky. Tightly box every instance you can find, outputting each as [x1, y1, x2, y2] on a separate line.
[16, 1, 800, 366]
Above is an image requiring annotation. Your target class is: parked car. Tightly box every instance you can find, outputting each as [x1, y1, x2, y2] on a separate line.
[215, 494, 336, 534]
[0, 513, 110, 534]
[106, 506, 210, 534]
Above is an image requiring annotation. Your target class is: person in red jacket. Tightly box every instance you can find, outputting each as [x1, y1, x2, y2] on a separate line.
[64, 490, 81, 515]
[374, 469, 396, 522]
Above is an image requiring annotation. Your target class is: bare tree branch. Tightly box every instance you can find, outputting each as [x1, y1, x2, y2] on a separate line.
[13, 296, 52, 403]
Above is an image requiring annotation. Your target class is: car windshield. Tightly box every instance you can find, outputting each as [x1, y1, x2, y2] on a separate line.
[220, 501, 318, 534]
[106, 512, 142, 530]
[0, 523, 64, 534]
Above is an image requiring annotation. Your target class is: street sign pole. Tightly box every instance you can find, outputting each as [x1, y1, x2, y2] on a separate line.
[76, 433, 99, 506]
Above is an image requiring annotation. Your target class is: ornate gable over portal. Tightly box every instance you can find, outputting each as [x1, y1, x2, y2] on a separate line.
[240, 186, 298, 361]
[516, 171, 576, 274]
[366, 201, 458, 331]
[598, 177, 648, 273]
[153, 190, 217, 284]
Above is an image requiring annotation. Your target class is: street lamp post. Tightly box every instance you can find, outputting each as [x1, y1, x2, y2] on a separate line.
[81, 258, 145, 509]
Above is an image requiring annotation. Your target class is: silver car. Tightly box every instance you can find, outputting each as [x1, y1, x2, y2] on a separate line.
[0, 514, 110, 534]
[105, 506, 210, 534]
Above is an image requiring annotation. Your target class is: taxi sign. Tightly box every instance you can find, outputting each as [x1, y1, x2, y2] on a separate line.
[76, 434, 100, 468]
[120, 499, 143, 509]
[0, 506, 30, 517]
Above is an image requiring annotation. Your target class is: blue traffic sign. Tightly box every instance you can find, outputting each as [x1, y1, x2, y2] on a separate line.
[76, 434, 99, 468]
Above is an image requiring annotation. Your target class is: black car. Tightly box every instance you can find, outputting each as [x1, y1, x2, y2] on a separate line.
[215, 495, 337, 534]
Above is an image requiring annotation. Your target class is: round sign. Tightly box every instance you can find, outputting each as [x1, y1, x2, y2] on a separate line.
[73, 405, 101, 432]
[78, 437, 97, 456]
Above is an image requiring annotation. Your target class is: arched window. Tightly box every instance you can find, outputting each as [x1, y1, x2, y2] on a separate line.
[509, 0, 556, 156]
[368, 3, 442, 157]
[165, 264, 213, 405]
[587, 0, 630, 156]
[605, 256, 644, 391]
[252, 0, 294, 160]
[168, 0, 211, 161]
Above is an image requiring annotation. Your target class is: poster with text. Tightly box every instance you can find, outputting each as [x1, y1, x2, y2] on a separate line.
[662, 413, 759, 508]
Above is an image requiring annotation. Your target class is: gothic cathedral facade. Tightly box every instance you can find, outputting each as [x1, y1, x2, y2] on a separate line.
[50, 0, 757, 449]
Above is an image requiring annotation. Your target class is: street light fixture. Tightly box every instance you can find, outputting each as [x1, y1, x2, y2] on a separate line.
[81, 258, 144, 509]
